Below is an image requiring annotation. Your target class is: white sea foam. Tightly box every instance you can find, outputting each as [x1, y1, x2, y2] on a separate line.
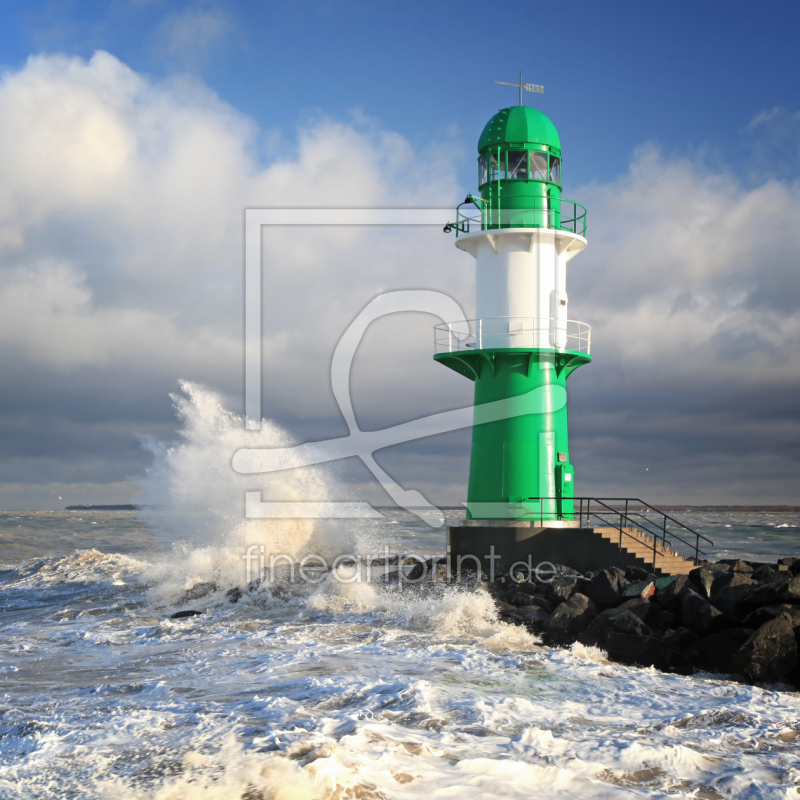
[137, 381, 355, 599]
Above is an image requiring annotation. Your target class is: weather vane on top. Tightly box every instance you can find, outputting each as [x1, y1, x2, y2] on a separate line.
[495, 71, 544, 106]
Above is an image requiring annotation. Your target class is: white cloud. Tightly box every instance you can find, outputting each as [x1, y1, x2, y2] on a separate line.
[0, 49, 798, 507]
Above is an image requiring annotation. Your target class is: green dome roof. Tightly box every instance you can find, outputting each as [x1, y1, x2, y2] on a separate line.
[478, 106, 561, 153]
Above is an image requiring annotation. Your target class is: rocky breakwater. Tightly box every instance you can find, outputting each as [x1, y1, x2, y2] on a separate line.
[492, 557, 800, 687]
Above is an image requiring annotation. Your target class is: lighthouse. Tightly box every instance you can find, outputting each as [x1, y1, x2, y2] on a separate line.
[436, 103, 589, 525]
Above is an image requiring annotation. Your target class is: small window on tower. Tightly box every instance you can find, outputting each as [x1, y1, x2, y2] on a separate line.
[530, 151, 548, 181]
[478, 155, 488, 185]
[550, 157, 561, 184]
[489, 152, 502, 181]
[507, 151, 527, 179]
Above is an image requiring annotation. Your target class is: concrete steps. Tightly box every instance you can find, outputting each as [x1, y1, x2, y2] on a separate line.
[592, 527, 697, 575]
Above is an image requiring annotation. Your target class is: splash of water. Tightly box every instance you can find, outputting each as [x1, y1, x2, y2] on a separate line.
[137, 381, 351, 597]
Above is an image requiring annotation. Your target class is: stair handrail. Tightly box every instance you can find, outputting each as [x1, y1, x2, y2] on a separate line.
[580, 497, 712, 564]
[516, 496, 713, 567]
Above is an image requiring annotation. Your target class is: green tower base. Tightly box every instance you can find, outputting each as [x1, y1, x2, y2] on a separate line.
[435, 347, 590, 522]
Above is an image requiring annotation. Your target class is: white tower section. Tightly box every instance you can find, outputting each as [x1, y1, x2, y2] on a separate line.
[455, 227, 586, 350]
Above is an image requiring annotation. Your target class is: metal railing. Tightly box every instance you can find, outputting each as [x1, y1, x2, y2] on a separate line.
[445, 195, 587, 238]
[513, 497, 712, 568]
[434, 317, 591, 354]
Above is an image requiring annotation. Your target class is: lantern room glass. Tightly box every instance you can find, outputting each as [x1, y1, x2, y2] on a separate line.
[478, 155, 488, 185]
[507, 151, 527, 179]
[531, 152, 548, 181]
[489, 152, 502, 181]
[550, 156, 561, 185]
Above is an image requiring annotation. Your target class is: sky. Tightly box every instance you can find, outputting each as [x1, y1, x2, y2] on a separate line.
[0, 0, 799, 511]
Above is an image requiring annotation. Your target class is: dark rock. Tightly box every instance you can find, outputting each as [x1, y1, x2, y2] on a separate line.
[226, 587, 243, 603]
[696, 628, 754, 671]
[783, 576, 800, 601]
[511, 606, 551, 633]
[608, 609, 652, 637]
[778, 557, 800, 568]
[615, 598, 652, 622]
[405, 562, 425, 580]
[575, 598, 651, 648]
[679, 589, 728, 633]
[494, 599, 518, 616]
[622, 581, 655, 600]
[605, 632, 667, 668]
[732, 614, 798, 682]
[576, 609, 617, 647]
[584, 569, 629, 607]
[688, 567, 717, 599]
[647, 606, 676, 630]
[654, 574, 690, 611]
[709, 570, 752, 601]
[552, 564, 584, 578]
[713, 581, 756, 621]
[730, 560, 753, 574]
[748, 575, 800, 607]
[179, 581, 217, 603]
[170, 609, 203, 619]
[625, 566, 651, 583]
[547, 593, 598, 642]
[742, 604, 800, 629]
[545, 575, 587, 605]
[662, 627, 700, 653]
[508, 592, 553, 612]
[752, 565, 784, 584]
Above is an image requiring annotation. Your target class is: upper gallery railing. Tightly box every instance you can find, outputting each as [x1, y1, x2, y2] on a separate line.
[444, 195, 587, 238]
[434, 316, 591, 354]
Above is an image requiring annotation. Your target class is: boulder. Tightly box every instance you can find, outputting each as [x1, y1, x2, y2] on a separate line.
[547, 593, 598, 642]
[624, 566, 652, 583]
[710, 570, 752, 601]
[778, 557, 800, 569]
[608, 609, 652, 637]
[713, 581, 757, 621]
[662, 627, 701, 653]
[545, 575, 587, 604]
[647, 605, 676, 630]
[730, 560, 753, 574]
[584, 569, 628, 607]
[696, 628, 754, 671]
[748, 576, 800, 607]
[742, 604, 800, 629]
[654, 574, 690, 611]
[179, 581, 217, 603]
[623, 581, 655, 600]
[226, 587, 243, 603]
[170, 609, 203, 619]
[508, 591, 553, 613]
[615, 597, 653, 622]
[576, 609, 618, 647]
[679, 589, 728, 634]
[494, 599, 519, 616]
[510, 606, 551, 633]
[688, 567, 717, 599]
[752, 565, 784, 584]
[731, 613, 798, 682]
[605, 632, 667, 668]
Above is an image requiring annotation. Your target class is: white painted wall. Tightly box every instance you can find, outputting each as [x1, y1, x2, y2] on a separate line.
[455, 228, 586, 349]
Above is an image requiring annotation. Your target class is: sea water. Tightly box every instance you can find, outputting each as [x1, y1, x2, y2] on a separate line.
[1, 386, 799, 798]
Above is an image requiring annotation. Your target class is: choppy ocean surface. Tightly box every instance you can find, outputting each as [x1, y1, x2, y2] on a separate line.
[1, 507, 800, 800]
